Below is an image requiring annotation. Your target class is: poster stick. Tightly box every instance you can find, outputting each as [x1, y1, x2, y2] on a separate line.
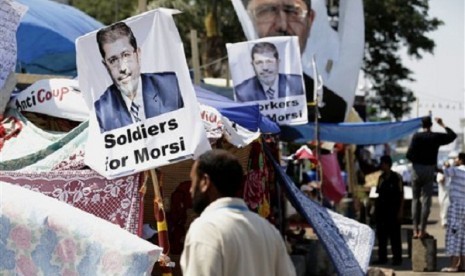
[149, 169, 174, 275]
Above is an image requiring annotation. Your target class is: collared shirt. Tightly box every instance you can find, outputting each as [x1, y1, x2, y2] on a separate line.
[180, 197, 296, 276]
[121, 76, 146, 122]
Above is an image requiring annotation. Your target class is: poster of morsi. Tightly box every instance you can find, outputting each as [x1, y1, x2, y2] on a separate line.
[77, 9, 210, 179]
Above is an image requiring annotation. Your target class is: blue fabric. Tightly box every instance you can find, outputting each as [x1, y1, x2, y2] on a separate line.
[194, 85, 280, 134]
[265, 147, 371, 275]
[16, 0, 103, 75]
[280, 117, 424, 145]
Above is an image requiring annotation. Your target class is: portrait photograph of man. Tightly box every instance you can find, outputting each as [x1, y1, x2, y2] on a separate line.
[227, 36, 307, 126]
[94, 22, 184, 133]
[234, 41, 304, 102]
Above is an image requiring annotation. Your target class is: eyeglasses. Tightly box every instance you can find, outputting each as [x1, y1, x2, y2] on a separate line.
[250, 3, 308, 23]
[106, 50, 137, 68]
[253, 58, 277, 66]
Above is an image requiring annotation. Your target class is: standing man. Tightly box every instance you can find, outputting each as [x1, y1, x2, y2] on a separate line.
[441, 152, 465, 272]
[406, 117, 457, 238]
[234, 41, 304, 101]
[94, 21, 184, 133]
[181, 149, 296, 276]
[242, 0, 347, 122]
[373, 155, 404, 266]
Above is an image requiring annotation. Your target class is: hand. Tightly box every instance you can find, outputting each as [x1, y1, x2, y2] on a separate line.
[435, 117, 445, 127]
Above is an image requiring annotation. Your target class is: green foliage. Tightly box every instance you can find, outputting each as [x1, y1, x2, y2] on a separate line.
[70, 0, 137, 25]
[363, 0, 442, 120]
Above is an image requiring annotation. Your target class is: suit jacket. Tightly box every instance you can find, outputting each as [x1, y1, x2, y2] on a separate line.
[304, 74, 347, 123]
[94, 72, 184, 133]
[234, 73, 304, 102]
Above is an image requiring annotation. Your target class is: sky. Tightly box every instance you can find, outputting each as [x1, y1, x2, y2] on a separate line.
[402, 0, 464, 136]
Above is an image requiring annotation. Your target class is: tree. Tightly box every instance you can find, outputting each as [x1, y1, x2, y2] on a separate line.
[363, 0, 442, 120]
[70, 0, 136, 25]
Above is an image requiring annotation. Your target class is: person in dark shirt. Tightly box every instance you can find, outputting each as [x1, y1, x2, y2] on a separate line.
[406, 116, 457, 239]
[373, 155, 404, 266]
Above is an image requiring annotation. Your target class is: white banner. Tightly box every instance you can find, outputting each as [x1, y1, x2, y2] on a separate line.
[231, 0, 364, 123]
[227, 36, 307, 125]
[77, 9, 210, 179]
[8, 78, 89, 121]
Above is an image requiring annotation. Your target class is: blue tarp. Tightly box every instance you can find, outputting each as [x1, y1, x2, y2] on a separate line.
[280, 117, 424, 145]
[16, 0, 103, 76]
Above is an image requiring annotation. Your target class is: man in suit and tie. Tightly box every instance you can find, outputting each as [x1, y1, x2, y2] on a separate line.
[234, 41, 304, 102]
[241, 0, 347, 123]
[94, 22, 184, 133]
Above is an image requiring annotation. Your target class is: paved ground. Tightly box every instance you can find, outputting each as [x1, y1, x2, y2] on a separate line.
[369, 196, 453, 275]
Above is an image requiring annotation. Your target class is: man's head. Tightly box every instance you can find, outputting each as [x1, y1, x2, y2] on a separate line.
[457, 152, 465, 166]
[251, 42, 280, 86]
[189, 149, 244, 214]
[97, 22, 141, 99]
[379, 155, 393, 173]
[243, 0, 314, 53]
[421, 116, 433, 129]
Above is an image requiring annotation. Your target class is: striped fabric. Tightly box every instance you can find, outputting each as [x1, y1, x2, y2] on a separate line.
[445, 202, 465, 256]
[444, 165, 465, 202]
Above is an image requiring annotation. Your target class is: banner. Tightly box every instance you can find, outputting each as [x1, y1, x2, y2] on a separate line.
[8, 78, 89, 121]
[76, 9, 210, 179]
[227, 37, 307, 125]
[231, 0, 364, 123]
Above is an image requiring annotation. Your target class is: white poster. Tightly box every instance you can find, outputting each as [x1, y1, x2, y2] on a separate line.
[77, 9, 210, 179]
[227, 37, 307, 125]
[8, 78, 89, 121]
[231, 0, 364, 123]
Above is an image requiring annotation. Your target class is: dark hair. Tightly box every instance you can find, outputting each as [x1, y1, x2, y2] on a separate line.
[458, 152, 465, 164]
[242, 0, 311, 10]
[380, 155, 392, 167]
[196, 149, 244, 197]
[421, 116, 432, 129]
[251, 42, 279, 60]
[96, 22, 138, 59]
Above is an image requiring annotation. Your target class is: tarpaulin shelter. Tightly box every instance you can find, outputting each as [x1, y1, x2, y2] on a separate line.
[16, 0, 103, 76]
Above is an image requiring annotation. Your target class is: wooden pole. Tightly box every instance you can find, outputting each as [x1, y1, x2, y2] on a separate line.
[190, 29, 201, 85]
[138, 0, 147, 13]
[150, 169, 173, 276]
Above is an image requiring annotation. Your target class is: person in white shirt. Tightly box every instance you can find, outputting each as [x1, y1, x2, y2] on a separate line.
[181, 149, 296, 276]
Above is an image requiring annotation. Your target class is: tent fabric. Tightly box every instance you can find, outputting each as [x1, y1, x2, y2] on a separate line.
[265, 146, 374, 275]
[1, 182, 161, 275]
[0, 109, 88, 171]
[16, 0, 103, 75]
[280, 117, 424, 144]
[194, 85, 280, 134]
[0, 170, 144, 235]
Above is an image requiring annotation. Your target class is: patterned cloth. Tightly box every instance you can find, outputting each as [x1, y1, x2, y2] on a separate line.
[445, 202, 465, 256]
[0, 108, 88, 171]
[0, 170, 144, 235]
[1, 182, 162, 275]
[266, 147, 373, 275]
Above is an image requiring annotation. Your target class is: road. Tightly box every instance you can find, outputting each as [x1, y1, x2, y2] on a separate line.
[369, 195, 452, 275]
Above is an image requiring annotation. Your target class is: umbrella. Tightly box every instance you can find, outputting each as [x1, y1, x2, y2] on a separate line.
[294, 145, 318, 164]
[16, 0, 103, 76]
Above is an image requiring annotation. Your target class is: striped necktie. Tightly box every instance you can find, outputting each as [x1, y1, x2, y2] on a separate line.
[130, 102, 141, 122]
[266, 87, 275, 99]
